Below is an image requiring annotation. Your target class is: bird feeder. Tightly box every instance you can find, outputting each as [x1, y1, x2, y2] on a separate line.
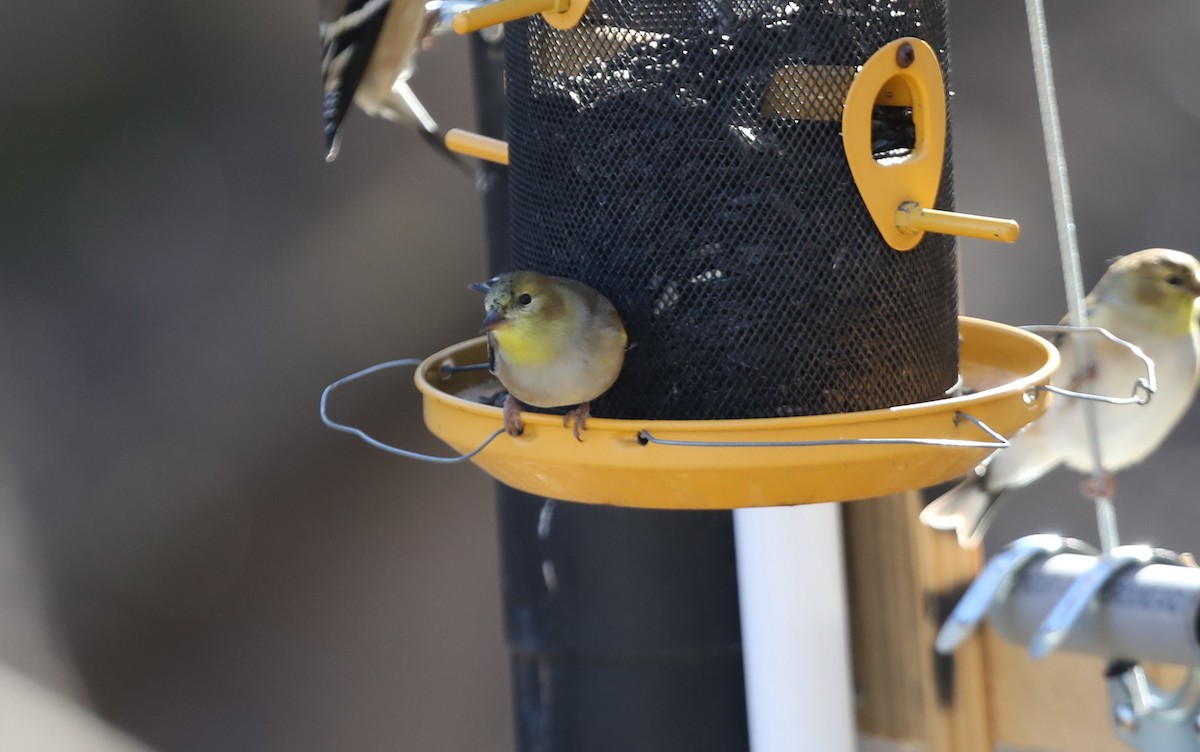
[414, 0, 1047, 506]
[417, 317, 1055, 507]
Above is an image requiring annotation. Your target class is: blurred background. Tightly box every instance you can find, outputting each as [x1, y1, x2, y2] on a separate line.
[2, 1, 1198, 750]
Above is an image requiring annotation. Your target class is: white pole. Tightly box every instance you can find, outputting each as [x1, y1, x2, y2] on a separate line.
[734, 503, 857, 752]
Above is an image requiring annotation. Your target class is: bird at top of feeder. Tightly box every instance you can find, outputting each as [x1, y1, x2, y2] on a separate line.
[319, 0, 469, 171]
[470, 272, 628, 442]
[921, 248, 1200, 548]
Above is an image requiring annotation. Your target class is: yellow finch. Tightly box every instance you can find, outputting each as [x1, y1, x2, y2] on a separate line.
[921, 248, 1200, 547]
[320, 0, 466, 168]
[471, 272, 628, 441]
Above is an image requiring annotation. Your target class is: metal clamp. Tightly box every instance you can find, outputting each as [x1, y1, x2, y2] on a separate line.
[1021, 325, 1156, 406]
[935, 534, 1098, 654]
[1030, 545, 1185, 659]
[320, 359, 505, 463]
[638, 411, 1010, 450]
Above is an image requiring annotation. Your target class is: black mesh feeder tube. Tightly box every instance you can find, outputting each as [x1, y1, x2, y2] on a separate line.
[504, 3, 962, 421]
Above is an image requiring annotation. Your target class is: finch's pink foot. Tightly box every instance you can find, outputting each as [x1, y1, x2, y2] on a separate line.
[502, 394, 525, 437]
[1080, 473, 1115, 500]
[563, 403, 590, 442]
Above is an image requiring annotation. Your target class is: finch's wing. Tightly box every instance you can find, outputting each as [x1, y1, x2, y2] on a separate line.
[319, 0, 390, 159]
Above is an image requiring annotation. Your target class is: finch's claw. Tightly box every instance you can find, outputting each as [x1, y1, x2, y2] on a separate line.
[1069, 361, 1099, 391]
[502, 394, 525, 437]
[1080, 473, 1115, 500]
[563, 403, 590, 442]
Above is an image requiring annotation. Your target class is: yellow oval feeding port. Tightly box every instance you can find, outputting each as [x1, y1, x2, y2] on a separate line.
[415, 317, 1059, 509]
[842, 38, 1019, 250]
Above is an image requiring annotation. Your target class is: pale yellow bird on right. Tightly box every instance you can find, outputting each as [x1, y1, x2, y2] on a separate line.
[921, 248, 1200, 547]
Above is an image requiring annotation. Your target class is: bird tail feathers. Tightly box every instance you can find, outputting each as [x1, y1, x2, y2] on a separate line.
[919, 476, 1004, 549]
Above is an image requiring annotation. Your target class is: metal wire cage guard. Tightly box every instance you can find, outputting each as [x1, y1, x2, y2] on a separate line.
[504, 0, 959, 421]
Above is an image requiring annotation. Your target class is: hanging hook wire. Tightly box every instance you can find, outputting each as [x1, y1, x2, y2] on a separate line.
[320, 358, 505, 463]
[1015, 7, 1200, 746]
[1024, 0, 1119, 553]
[1021, 325, 1156, 406]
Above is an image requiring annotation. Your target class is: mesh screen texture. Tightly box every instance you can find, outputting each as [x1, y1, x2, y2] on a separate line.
[505, 0, 959, 421]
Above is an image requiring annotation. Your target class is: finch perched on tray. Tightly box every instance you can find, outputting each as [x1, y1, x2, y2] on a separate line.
[471, 272, 628, 441]
[921, 248, 1200, 547]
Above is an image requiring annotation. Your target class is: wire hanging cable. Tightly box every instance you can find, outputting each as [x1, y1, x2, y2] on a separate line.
[321, 359, 506, 463]
[1024, 0, 1120, 552]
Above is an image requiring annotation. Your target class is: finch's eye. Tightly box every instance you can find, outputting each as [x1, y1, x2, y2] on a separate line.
[517, 293, 533, 306]
[1166, 274, 1183, 287]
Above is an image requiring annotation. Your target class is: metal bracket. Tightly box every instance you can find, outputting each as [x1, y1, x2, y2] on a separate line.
[938, 535, 1200, 751]
[1109, 663, 1200, 751]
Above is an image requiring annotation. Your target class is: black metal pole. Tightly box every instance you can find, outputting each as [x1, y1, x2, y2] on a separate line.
[468, 30, 510, 271]
[468, 31, 749, 752]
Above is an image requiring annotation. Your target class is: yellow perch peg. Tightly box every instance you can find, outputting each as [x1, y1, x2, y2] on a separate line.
[453, 0, 586, 33]
[896, 202, 1020, 243]
[445, 129, 509, 165]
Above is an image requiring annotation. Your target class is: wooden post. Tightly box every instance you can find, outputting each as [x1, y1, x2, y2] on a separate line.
[843, 491, 993, 750]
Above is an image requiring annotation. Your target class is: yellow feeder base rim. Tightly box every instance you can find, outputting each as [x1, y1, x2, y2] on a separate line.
[415, 317, 1059, 509]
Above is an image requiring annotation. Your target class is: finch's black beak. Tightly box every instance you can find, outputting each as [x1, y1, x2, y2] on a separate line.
[480, 308, 507, 333]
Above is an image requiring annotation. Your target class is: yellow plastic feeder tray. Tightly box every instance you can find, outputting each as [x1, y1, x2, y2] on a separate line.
[415, 317, 1058, 509]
